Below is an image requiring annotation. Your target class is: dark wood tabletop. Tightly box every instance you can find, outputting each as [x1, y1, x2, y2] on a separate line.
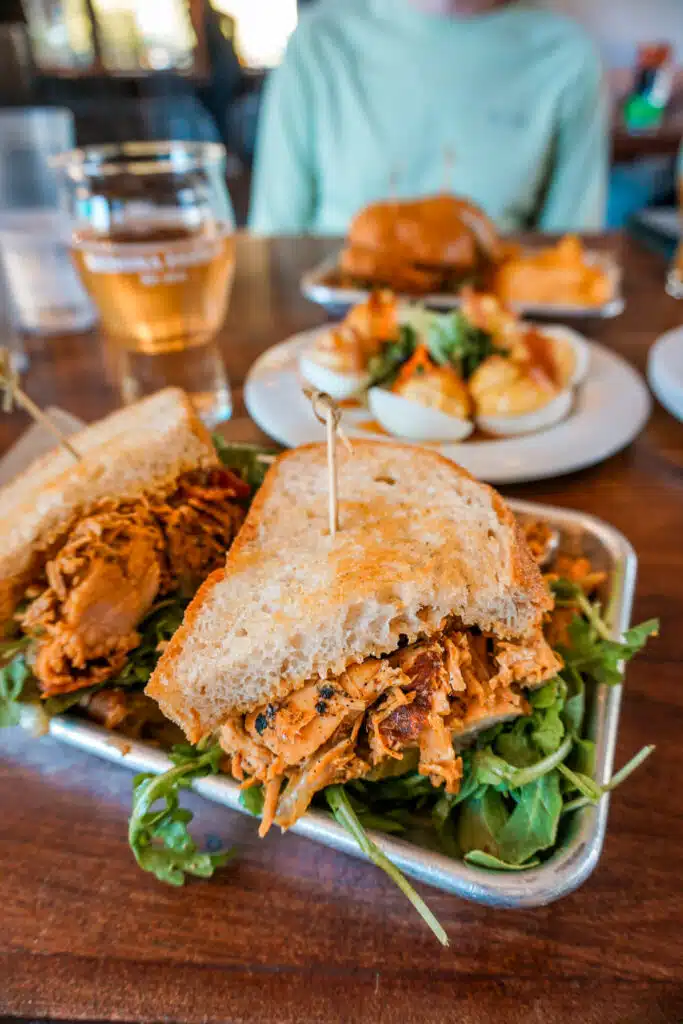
[1, 235, 682, 1024]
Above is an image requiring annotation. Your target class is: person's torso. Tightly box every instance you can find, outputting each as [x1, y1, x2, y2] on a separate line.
[300, 0, 592, 233]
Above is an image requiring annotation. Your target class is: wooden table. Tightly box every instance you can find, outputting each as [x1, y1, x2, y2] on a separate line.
[1, 235, 682, 1024]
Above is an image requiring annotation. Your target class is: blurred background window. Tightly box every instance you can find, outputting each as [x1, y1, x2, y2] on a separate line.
[211, 0, 298, 70]
[22, 0, 206, 76]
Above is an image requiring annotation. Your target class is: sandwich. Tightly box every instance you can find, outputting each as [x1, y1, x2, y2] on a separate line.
[2, 429, 656, 941]
[147, 442, 561, 835]
[339, 193, 502, 294]
[0, 388, 249, 706]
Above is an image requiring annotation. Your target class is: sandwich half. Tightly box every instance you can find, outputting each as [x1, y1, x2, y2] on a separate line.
[0, 388, 249, 700]
[148, 442, 561, 834]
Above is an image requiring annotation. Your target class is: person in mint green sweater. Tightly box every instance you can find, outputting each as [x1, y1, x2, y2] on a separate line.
[249, 0, 608, 236]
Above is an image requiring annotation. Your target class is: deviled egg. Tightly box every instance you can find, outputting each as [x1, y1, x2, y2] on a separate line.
[469, 349, 569, 437]
[368, 345, 474, 442]
[539, 325, 590, 388]
[299, 330, 371, 400]
[299, 291, 399, 401]
[468, 324, 589, 436]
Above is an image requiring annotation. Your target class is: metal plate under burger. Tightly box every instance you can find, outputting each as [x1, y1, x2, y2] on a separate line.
[301, 251, 625, 320]
[18, 499, 637, 909]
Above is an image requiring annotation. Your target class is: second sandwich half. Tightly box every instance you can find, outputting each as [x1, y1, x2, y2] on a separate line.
[147, 442, 561, 835]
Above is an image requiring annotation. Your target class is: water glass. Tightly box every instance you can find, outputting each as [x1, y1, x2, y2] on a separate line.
[0, 108, 96, 334]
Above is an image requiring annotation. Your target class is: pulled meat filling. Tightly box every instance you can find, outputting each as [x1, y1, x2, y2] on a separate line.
[220, 625, 561, 834]
[18, 468, 248, 697]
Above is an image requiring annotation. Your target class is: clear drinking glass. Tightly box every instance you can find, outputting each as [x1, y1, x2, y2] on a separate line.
[55, 141, 236, 425]
[0, 107, 96, 335]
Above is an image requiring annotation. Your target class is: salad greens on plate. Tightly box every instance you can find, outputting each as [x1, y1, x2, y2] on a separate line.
[367, 307, 509, 388]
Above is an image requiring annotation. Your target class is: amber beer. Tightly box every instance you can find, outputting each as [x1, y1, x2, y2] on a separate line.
[72, 222, 235, 350]
[72, 221, 235, 418]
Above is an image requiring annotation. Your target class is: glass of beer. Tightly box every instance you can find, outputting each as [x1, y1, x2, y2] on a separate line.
[55, 141, 236, 424]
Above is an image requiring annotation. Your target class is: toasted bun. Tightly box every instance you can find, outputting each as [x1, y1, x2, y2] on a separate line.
[348, 194, 501, 269]
[147, 442, 551, 742]
[0, 388, 217, 626]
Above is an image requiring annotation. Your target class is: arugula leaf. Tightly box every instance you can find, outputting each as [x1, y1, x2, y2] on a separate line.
[356, 812, 408, 835]
[569, 737, 596, 777]
[431, 794, 460, 855]
[212, 437, 278, 493]
[424, 309, 509, 379]
[559, 614, 659, 687]
[325, 785, 449, 946]
[366, 326, 417, 388]
[561, 668, 586, 735]
[358, 771, 435, 804]
[495, 719, 539, 769]
[561, 745, 655, 815]
[456, 788, 509, 857]
[464, 850, 540, 871]
[0, 655, 30, 728]
[551, 578, 658, 687]
[129, 739, 233, 885]
[489, 773, 563, 866]
[239, 785, 265, 817]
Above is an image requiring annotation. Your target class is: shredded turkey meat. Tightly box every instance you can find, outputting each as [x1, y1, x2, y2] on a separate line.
[219, 624, 561, 833]
[18, 468, 248, 697]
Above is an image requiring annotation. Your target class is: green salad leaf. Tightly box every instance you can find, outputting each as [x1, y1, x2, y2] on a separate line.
[366, 325, 417, 387]
[423, 309, 509, 378]
[326, 785, 449, 946]
[239, 784, 265, 817]
[367, 307, 509, 391]
[464, 850, 540, 871]
[212, 436, 278, 493]
[558, 615, 659, 688]
[129, 739, 233, 886]
[0, 654, 30, 728]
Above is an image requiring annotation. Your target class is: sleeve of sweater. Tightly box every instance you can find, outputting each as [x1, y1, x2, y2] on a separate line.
[248, 31, 317, 235]
[538, 40, 609, 232]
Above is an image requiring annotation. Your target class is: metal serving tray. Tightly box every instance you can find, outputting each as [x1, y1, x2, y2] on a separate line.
[301, 251, 625, 320]
[17, 499, 637, 909]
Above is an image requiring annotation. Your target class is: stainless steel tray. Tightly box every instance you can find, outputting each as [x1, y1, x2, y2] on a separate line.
[18, 498, 637, 908]
[301, 251, 625, 320]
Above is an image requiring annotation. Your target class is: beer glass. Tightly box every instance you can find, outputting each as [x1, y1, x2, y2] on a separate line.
[55, 141, 235, 424]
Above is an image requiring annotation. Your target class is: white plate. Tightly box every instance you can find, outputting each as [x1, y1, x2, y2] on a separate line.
[647, 326, 683, 423]
[301, 251, 625, 320]
[244, 327, 651, 484]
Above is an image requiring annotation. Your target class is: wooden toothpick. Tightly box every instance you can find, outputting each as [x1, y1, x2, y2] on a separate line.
[304, 388, 353, 540]
[0, 347, 81, 462]
[442, 146, 456, 192]
[387, 164, 402, 201]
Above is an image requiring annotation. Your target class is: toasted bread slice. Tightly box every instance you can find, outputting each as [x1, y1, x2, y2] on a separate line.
[0, 388, 217, 626]
[147, 442, 551, 742]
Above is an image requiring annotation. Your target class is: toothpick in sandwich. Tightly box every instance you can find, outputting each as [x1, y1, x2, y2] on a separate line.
[0, 346, 81, 462]
[303, 388, 353, 540]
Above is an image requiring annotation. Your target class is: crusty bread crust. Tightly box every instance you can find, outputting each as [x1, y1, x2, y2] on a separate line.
[0, 388, 217, 627]
[147, 441, 552, 742]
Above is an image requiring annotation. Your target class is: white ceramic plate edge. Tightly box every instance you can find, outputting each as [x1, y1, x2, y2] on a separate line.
[244, 327, 651, 484]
